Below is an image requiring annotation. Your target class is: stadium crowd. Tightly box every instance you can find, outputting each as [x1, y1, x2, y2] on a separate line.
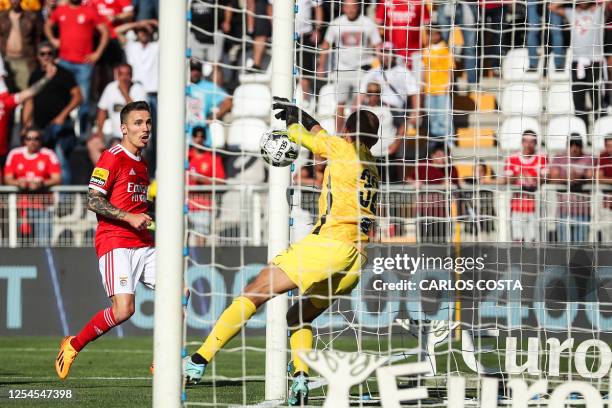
[0, 0, 612, 245]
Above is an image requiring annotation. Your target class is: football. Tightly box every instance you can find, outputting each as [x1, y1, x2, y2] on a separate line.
[260, 129, 298, 167]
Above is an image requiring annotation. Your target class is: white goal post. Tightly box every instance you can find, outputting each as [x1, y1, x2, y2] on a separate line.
[265, 0, 297, 402]
[153, 0, 187, 407]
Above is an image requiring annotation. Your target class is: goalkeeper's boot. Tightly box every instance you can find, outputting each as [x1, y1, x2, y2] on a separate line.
[183, 355, 207, 385]
[55, 336, 79, 380]
[287, 373, 309, 406]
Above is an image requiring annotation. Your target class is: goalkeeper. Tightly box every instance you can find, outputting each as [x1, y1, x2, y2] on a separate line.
[184, 97, 380, 406]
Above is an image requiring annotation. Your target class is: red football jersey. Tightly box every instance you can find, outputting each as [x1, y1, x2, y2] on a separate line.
[4, 146, 61, 209]
[50, 5, 105, 63]
[504, 154, 547, 213]
[375, 0, 430, 61]
[89, 144, 153, 257]
[187, 149, 226, 211]
[0, 93, 18, 156]
[85, 0, 133, 38]
[4, 146, 61, 180]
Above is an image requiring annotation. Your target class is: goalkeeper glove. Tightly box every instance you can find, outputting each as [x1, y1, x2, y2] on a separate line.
[272, 96, 320, 131]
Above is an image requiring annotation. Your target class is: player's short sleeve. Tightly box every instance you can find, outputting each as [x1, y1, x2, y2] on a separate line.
[90, 6, 105, 25]
[287, 123, 346, 159]
[42, 149, 61, 176]
[3, 150, 16, 176]
[89, 152, 118, 194]
[49, 7, 60, 23]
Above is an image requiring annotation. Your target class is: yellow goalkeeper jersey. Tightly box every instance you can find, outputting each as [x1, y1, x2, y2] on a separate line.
[287, 124, 380, 248]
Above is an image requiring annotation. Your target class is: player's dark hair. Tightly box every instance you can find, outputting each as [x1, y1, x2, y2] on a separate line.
[120, 101, 150, 124]
[345, 110, 379, 148]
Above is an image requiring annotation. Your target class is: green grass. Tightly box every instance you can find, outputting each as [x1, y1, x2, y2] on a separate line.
[0, 335, 431, 407]
[0, 335, 607, 407]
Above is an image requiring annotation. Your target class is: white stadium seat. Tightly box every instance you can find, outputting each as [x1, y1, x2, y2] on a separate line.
[545, 116, 587, 151]
[498, 116, 541, 151]
[227, 118, 268, 152]
[502, 48, 540, 81]
[546, 83, 574, 115]
[547, 50, 572, 82]
[208, 120, 226, 148]
[317, 83, 339, 117]
[592, 116, 612, 153]
[231, 84, 271, 119]
[501, 83, 541, 116]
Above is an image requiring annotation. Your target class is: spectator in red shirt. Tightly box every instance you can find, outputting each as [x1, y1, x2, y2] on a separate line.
[87, 0, 133, 29]
[405, 144, 459, 243]
[3, 127, 61, 245]
[44, 0, 109, 136]
[0, 62, 57, 168]
[375, 0, 430, 68]
[85, 0, 134, 105]
[500, 130, 547, 242]
[187, 126, 225, 246]
[597, 135, 612, 241]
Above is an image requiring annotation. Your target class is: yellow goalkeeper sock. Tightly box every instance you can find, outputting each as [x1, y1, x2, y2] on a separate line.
[196, 296, 257, 362]
[290, 326, 313, 376]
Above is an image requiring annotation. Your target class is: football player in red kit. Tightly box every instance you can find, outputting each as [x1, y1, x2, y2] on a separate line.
[55, 101, 154, 379]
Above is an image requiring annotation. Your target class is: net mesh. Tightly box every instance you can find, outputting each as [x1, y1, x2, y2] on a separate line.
[182, 0, 612, 405]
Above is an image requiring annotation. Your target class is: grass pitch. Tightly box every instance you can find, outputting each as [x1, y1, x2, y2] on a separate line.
[0, 335, 427, 407]
[0, 335, 600, 407]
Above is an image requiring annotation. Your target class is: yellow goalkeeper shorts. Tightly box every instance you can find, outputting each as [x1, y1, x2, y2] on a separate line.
[272, 234, 364, 308]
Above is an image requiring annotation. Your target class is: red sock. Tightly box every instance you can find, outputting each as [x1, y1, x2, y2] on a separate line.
[70, 307, 117, 352]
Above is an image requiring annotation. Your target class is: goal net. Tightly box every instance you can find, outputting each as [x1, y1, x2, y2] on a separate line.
[180, 0, 612, 405]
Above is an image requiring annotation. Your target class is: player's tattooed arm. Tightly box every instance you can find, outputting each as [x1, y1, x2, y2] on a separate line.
[87, 189, 127, 221]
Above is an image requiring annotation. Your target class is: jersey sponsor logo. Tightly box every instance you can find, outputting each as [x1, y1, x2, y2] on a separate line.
[127, 182, 148, 202]
[90, 167, 109, 186]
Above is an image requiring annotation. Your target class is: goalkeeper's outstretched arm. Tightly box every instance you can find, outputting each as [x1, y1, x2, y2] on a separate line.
[272, 96, 321, 132]
[272, 96, 334, 154]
